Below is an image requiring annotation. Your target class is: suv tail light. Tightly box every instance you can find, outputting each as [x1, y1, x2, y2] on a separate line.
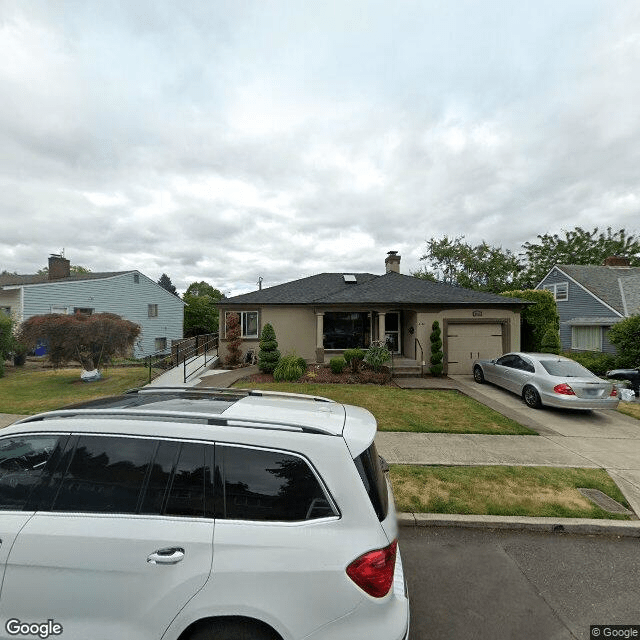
[553, 383, 575, 395]
[346, 540, 397, 598]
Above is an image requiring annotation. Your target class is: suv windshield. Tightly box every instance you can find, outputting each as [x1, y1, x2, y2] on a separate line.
[353, 442, 388, 522]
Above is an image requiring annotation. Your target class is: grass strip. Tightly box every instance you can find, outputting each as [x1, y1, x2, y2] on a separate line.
[390, 465, 633, 520]
[233, 382, 536, 435]
[0, 367, 151, 414]
[618, 403, 640, 421]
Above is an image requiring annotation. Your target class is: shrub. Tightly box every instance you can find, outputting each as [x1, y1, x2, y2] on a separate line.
[608, 315, 640, 368]
[364, 341, 391, 372]
[274, 353, 306, 382]
[429, 320, 444, 376]
[258, 323, 280, 373]
[540, 324, 561, 354]
[329, 357, 347, 374]
[0, 314, 15, 378]
[562, 351, 617, 376]
[18, 312, 140, 371]
[296, 356, 308, 372]
[224, 313, 243, 366]
[500, 289, 560, 352]
[343, 348, 365, 373]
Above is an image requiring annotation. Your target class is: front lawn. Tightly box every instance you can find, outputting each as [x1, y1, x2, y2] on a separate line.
[618, 403, 640, 421]
[0, 366, 150, 414]
[390, 465, 633, 519]
[232, 382, 536, 435]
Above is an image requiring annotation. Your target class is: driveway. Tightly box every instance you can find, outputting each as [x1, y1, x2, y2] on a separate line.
[376, 375, 640, 517]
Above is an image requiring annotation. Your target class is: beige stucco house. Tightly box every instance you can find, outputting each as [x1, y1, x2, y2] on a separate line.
[218, 252, 527, 375]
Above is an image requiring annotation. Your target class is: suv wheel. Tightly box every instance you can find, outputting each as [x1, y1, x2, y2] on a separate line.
[523, 385, 542, 409]
[189, 619, 280, 640]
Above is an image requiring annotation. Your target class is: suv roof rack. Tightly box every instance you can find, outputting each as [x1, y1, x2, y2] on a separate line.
[16, 408, 337, 436]
[128, 386, 335, 403]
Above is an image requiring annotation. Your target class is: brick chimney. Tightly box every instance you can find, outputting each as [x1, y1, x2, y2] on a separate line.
[48, 254, 71, 280]
[385, 251, 401, 273]
[603, 256, 631, 267]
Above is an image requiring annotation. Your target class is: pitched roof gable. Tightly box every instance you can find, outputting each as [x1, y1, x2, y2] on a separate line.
[552, 264, 640, 315]
[223, 271, 525, 306]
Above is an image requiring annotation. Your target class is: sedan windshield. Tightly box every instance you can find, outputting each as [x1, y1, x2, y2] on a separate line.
[539, 360, 592, 378]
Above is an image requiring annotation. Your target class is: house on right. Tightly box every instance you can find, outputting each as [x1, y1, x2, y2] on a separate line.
[537, 256, 640, 353]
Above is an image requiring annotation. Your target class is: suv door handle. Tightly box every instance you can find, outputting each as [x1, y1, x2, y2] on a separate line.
[147, 547, 185, 565]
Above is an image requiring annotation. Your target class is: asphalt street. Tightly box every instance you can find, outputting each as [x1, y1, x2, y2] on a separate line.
[401, 526, 640, 640]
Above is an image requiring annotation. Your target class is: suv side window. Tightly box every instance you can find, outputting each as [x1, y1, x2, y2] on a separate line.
[51, 435, 156, 514]
[218, 445, 336, 522]
[0, 435, 61, 510]
[353, 442, 389, 522]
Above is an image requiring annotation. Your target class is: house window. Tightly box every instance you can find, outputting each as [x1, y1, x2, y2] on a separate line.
[155, 337, 168, 351]
[133, 274, 140, 284]
[148, 304, 159, 318]
[226, 311, 258, 338]
[571, 326, 601, 351]
[543, 282, 568, 301]
[74, 307, 94, 316]
[50, 306, 68, 315]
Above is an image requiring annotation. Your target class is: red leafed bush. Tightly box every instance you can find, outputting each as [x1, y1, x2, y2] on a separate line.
[224, 312, 243, 366]
[18, 312, 141, 370]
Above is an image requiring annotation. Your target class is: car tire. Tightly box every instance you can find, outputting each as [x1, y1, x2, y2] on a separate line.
[473, 366, 485, 384]
[522, 386, 542, 409]
[188, 619, 280, 640]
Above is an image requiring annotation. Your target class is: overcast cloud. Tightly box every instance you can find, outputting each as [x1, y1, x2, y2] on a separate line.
[1, 0, 639, 294]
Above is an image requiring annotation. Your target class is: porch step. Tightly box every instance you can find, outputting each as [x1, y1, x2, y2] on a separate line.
[391, 358, 423, 378]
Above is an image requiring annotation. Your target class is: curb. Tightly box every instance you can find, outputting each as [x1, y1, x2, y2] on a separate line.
[397, 512, 640, 537]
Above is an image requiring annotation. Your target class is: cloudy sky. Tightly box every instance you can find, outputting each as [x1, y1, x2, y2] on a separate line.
[1, 1, 639, 295]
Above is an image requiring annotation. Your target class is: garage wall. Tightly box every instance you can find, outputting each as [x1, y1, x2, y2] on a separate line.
[415, 309, 521, 375]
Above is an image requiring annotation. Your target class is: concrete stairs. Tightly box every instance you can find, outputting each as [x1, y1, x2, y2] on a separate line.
[391, 357, 423, 378]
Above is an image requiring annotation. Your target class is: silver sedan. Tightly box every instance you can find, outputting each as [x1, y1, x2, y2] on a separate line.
[472, 352, 620, 410]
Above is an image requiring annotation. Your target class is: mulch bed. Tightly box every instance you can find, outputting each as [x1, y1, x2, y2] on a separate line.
[243, 364, 396, 386]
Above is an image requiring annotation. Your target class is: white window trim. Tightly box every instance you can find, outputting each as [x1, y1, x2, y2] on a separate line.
[571, 326, 602, 351]
[225, 311, 259, 338]
[148, 304, 159, 318]
[50, 306, 69, 314]
[543, 282, 568, 302]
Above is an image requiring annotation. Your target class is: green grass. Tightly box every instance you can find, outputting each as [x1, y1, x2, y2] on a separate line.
[618, 403, 640, 421]
[233, 382, 536, 435]
[0, 367, 151, 414]
[390, 465, 633, 519]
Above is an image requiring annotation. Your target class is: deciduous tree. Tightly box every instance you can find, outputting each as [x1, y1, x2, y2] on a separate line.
[18, 313, 141, 371]
[414, 236, 524, 293]
[183, 281, 224, 337]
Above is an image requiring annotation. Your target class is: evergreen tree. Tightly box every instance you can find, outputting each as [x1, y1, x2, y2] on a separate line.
[258, 323, 280, 373]
[158, 273, 178, 296]
[429, 320, 444, 376]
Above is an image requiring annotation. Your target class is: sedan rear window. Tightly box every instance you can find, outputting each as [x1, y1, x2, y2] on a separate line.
[540, 360, 592, 377]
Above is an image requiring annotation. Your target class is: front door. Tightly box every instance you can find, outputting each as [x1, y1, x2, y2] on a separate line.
[385, 312, 401, 354]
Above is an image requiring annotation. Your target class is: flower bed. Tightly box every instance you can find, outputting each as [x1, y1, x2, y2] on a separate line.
[244, 363, 394, 386]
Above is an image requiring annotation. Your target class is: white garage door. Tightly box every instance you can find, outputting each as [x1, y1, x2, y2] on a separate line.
[446, 323, 503, 375]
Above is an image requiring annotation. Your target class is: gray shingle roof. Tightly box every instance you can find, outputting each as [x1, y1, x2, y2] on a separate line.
[0, 271, 132, 288]
[222, 271, 526, 306]
[556, 265, 640, 315]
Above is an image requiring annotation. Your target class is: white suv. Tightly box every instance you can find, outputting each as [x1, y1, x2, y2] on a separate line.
[0, 387, 409, 640]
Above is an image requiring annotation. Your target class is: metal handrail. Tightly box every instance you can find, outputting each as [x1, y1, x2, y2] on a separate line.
[415, 338, 424, 376]
[177, 333, 219, 383]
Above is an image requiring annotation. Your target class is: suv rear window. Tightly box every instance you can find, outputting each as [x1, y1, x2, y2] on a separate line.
[353, 442, 388, 522]
[218, 445, 337, 522]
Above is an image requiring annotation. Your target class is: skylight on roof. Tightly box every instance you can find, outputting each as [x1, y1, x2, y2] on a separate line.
[343, 274, 357, 283]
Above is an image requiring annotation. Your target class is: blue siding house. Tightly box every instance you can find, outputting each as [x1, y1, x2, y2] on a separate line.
[537, 258, 640, 353]
[0, 255, 184, 358]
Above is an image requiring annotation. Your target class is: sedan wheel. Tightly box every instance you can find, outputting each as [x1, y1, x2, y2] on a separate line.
[473, 366, 485, 384]
[523, 385, 542, 409]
